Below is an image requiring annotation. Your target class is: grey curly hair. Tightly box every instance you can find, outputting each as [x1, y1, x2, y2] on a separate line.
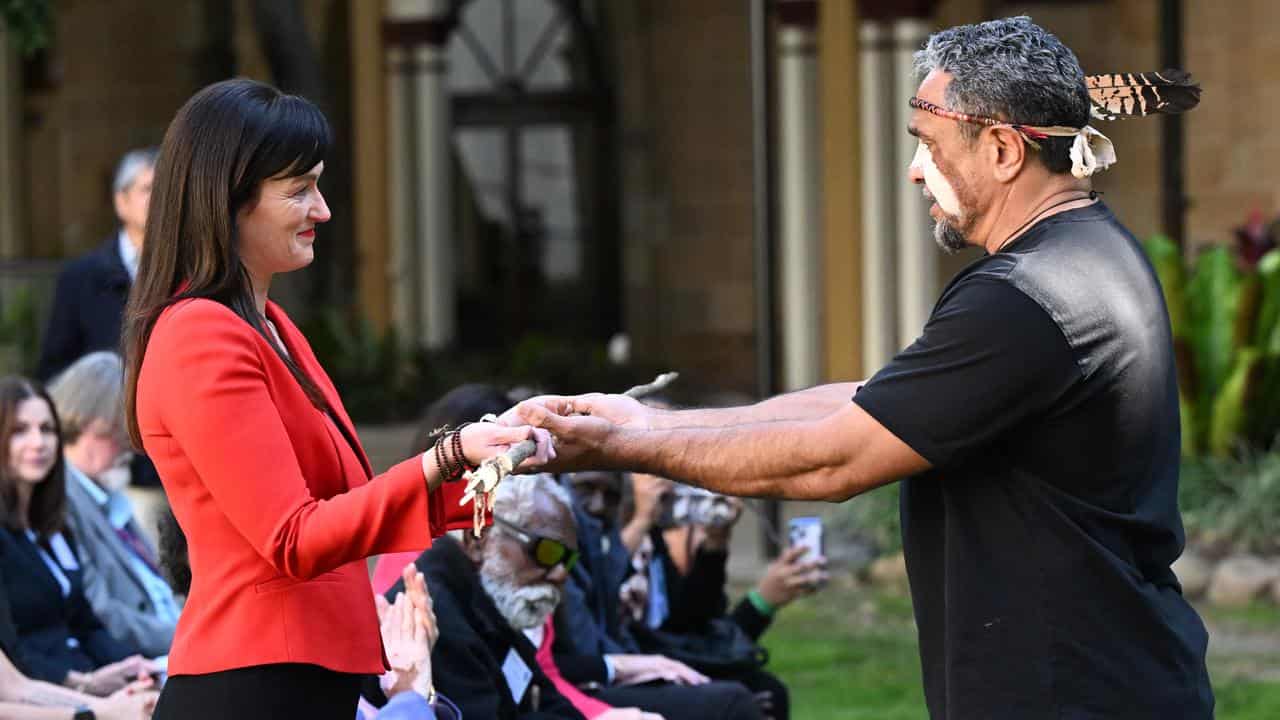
[914, 16, 1090, 175]
[493, 473, 574, 527]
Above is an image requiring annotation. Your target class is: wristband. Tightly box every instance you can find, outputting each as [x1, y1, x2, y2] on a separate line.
[746, 589, 776, 617]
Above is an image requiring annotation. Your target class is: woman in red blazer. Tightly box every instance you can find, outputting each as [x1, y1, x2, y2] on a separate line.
[121, 79, 550, 719]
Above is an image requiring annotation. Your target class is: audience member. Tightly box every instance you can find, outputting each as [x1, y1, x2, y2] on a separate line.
[357, 563, 462, 720]
[0, 649, 156, 719]
[38, 148, 163, 493]
[565, 469, 803, 720]
[0, 376, 155, 693]
[48, 353, 178, 657]
[0, 547, 158, 718]
[37, 149, 155, 382]
[400, 470, 761, 720]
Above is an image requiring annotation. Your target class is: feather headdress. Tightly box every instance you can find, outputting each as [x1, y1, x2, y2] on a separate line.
[1086, 70, 1202, 120]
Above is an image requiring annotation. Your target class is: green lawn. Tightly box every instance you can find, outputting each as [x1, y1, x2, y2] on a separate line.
[759, 583, 1280, 720]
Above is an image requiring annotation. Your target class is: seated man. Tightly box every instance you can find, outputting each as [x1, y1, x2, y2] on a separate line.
[566, 471, 822, 720]
[392, 474, 758, 720]
[49, 352, 179, 657]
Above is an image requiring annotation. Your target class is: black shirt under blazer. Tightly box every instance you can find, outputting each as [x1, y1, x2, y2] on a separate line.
[0, 525, 136, 683]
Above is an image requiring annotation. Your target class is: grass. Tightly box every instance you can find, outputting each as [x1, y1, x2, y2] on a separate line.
[758, 581, 1280, 720]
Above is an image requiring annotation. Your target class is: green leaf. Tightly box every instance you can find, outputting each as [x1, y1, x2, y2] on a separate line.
[1255, 250, 1280, 354]
[1186, 246, 1244, 444]
[1143, 234, 1187, 339]
[1208, 347, 1261, 457]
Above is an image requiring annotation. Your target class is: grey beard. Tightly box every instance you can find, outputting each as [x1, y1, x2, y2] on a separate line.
[932, 216, 968, 254]
[479, 564, 562, 630]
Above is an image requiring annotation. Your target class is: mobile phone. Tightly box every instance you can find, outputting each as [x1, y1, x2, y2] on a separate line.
[788, 516, 823, 559]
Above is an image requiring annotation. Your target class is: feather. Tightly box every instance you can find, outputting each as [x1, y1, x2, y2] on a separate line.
[1086, 70, 1202, 120]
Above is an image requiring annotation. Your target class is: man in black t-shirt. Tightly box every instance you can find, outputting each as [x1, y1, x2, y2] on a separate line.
[506, 16, 1214, 719]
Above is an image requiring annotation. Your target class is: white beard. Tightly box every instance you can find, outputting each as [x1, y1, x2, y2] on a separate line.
[480, 552, 562, 630]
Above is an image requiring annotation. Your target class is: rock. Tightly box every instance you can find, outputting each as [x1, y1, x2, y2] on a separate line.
[867, 552, 908, 587]
[1271, 577, 1280, 606]
[1172, 551, 1213, 598]
[1207, 555, 1279, 607]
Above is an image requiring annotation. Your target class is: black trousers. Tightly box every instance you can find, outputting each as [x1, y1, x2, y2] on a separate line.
[153, 663, 364, 720]
[597, 679, 764, 720]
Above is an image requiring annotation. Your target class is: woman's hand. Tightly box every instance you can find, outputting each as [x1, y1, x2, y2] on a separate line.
[378, 563, 437, 700]
[458, 421, 555, 470]
[67, 655, 153, 696]
[91, 679, 160, 719]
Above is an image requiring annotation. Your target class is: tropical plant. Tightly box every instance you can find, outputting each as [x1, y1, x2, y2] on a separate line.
[1144, 235, 1280, 456]
[1180, 451, 1280, 555]
[1, 0, 52, 56]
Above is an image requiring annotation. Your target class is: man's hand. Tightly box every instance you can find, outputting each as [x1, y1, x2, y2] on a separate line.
[511, 401, 620, 473]
[756, 545, 829, 608]
[501, 393, 658, 431]
[605, 654, 709, 686]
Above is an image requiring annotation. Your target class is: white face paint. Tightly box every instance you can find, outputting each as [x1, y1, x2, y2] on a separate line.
[911, 141, 961, 217]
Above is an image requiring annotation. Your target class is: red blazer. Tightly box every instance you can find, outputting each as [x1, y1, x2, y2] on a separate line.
[137, 298, 470, 676]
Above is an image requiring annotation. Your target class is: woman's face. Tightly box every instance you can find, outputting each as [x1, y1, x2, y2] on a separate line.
[237, 162, 331, 280]
[7, 397, 58, 486]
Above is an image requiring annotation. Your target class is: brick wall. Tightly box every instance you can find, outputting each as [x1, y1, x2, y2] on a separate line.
[611, 0, 761, 395]
[21, 0, 224, 258]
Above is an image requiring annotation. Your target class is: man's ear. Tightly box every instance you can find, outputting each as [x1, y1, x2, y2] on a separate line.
[462, 529, 486, 566]
[988, 126, 1028, 183]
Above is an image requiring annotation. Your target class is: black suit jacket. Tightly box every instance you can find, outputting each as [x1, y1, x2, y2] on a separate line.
[0, 526, 136, 683]
[36, 235, 162, 487]
[387, 537, 585, 720]
[37, 235, 131, 382]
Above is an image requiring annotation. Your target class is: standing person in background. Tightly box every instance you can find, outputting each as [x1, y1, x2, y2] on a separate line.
[122, 78, 550, 720]
[48, 352, 178, 658]
[38, 148, 164, 497]
[37, 149, 155, 383]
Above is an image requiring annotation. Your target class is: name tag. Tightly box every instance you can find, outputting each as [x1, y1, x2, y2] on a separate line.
[501, 647, 533, 704]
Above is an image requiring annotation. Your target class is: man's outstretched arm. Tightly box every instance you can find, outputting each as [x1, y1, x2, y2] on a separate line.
[519, 401, 928, 502]
[651, 382, 865, 428]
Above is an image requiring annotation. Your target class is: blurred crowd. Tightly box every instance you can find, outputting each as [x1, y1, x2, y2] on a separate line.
[0, 149, 828, 719]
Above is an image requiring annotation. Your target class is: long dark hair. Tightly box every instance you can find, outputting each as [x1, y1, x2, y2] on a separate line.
[0, 377, 68, 538]
[123, 78, 333, 447]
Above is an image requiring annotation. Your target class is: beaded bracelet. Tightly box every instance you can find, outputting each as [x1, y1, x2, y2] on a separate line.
[430, 423, 474, 483]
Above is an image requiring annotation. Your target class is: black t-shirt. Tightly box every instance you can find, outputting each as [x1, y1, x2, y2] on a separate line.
[854, 203, 1214, 719]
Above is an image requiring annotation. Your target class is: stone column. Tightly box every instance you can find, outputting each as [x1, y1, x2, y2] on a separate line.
[384, 0, 456, 350]
[859, 19, 898, 373]
[0, 29, 21, 259]
[892, 17, 935, 347]
[776, 0, 823, 391]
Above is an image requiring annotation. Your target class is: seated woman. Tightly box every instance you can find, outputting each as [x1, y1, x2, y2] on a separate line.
[49, 352, 179, 658]
[0, 376, 155, 694]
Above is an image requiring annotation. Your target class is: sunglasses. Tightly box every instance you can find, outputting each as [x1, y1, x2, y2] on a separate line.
[494, 516, 579, 573]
